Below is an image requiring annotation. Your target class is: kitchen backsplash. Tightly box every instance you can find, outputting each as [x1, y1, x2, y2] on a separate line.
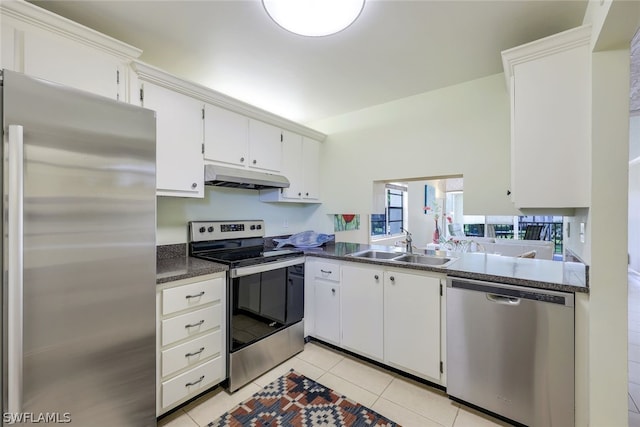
[156, 187, 330, 245]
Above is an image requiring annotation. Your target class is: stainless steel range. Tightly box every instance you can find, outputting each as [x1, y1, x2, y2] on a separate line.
[189, 220, 305, 392]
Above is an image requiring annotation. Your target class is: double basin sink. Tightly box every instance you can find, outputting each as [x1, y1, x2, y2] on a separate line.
[347, 249, 457, 268]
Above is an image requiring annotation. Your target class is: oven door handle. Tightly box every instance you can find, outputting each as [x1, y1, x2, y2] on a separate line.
[231, 257, 305, 278]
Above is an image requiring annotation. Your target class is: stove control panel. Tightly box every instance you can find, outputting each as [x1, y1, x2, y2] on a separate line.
[189, 220, 265, 242]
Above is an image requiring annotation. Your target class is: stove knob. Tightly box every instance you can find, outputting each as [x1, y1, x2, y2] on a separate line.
[199, 227, 206, 233]
[250, 225, 256, 230]
[257, 225, 262, 230]
[208, 226, 214, 232]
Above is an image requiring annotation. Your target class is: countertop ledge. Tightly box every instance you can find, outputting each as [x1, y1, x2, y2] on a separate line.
[156, 246, 228, 284]
[304, 242, 589, 294]
[155, 242, 588, 293]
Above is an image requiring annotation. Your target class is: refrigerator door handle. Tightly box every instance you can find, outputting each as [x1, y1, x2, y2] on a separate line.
[7, 124, 24, 414]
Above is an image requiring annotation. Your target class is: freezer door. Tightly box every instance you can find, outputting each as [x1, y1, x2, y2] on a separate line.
[2, 70, 156, 426]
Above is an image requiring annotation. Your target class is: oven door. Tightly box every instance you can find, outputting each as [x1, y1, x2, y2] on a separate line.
[229, 257, 304, 353]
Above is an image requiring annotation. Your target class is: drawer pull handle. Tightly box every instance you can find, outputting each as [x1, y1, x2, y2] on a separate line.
[185, 320, 205, 329]
[320, 269, 332, 274]
[185, 291, 205, 299]
[185, 375, 205, 387]
[185, 347, 205, 358]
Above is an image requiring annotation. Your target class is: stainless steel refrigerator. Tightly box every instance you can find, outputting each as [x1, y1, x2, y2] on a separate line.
[1, 70, 157, 426]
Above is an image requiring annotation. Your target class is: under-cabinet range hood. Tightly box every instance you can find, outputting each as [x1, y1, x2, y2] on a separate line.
[204, 164, 290, 190]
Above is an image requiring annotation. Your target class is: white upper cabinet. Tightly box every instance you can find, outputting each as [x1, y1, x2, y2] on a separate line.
[259, 135, 321, 203]
[142, 81, 204, 198]
[0, 1, 141, 101]
[203, 104, 249, 167]
[502, 25, 591, 209]
[204, 108, 283, 172]
[280, 131, 304, 199]
[301, 137, 321, 200]
[248, 119, 283, 172]
[22, 30, 122, 100]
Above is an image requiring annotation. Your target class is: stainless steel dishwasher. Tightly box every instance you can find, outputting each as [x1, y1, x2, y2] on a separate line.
[446, 277, 574, 427]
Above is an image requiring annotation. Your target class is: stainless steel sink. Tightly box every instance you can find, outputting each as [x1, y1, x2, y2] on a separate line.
[348, 249, 456, 267]
[392, 253, 456, 267]
[348, 250, 402, 260]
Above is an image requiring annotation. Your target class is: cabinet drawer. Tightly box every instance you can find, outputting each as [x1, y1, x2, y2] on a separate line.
[311, 261, 341, 282]
[161, 357, 223, 409]
[161, 330, 222, 378]
[161, 304, 221, 346]
[162, 277, 223, 316]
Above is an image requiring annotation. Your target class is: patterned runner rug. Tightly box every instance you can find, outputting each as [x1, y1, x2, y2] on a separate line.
[208, 370, 401, 427]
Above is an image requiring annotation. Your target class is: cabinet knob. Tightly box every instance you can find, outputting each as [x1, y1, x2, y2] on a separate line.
[374, 275, 379, 280]
[389, 276, 395, 282]
[253, 159, 257, 164]
[305, 192, 309, 196]
[298, 192, 302, 196]
[240, 157, 245, 162]
[331, 288, 336, 294]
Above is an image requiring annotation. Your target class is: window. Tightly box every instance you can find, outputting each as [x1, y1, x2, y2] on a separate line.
[371, 185, 407, 237]
[462, 215, 564, 256]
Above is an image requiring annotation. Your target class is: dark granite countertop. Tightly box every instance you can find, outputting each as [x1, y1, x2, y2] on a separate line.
[304, 242, 588, 294]
[156, 244, 228, 284]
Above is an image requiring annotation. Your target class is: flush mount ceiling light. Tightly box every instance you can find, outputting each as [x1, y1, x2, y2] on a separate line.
[262, 0, 365, 37]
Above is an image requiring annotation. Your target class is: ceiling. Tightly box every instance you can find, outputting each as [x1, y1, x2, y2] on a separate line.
[29, 0, 588, 124]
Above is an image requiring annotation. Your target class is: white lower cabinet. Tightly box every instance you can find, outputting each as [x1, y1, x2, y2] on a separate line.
[341, 264, 384, 360]
[383, 269, 442, 381]
[305, 258, 445, 385]
[161, 357, 223, 409]
[306, 259, 341, 345]
[314, 281, 341, 345]
[156, 273, 226, 416]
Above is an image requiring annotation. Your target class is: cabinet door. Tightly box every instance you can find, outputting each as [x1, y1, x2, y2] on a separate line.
[508, 31, 590, 208]
[23, 30, 121, 100]
[204, 104, 248, 167]
[280, 131, 304, 200]
[341, 264, 384, 360]
[313, 281, 340, 345]
[2, 25, 16, 71]
[143, 82, 204, 197]
[248, 119, 282, 172]
[384, 271, 441, 380]
[302, 137, 321, 200]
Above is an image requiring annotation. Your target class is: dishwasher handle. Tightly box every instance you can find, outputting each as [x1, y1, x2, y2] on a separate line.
[448, 277, 574, 307]
[486, 293, 521, 305]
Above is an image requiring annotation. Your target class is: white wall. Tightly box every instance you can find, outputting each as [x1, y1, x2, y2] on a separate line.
[631, 157, 640, 272]
[630, 114, 640, 273]
[580, 47, 631, 427]
[156, 188, 325, 244]
[158, 73, 516, 246]
[407, 179, 446, 248]
[564, 208, 590, 263]
[309, 73, 519, 244]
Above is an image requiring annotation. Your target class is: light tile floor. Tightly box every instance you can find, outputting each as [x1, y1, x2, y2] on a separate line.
[630, 270, 640, 426]
[158, 342, 511, 427]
